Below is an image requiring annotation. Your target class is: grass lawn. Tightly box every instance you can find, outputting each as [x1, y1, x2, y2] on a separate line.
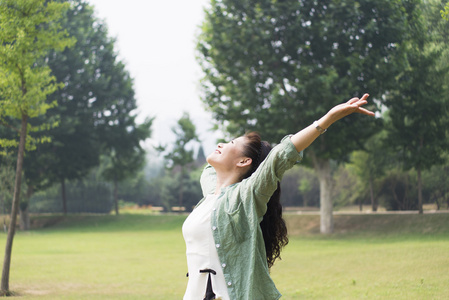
[0, 213, 448, 299]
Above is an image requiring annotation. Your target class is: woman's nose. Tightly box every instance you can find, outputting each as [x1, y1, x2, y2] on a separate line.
[217, 143, 223, 148]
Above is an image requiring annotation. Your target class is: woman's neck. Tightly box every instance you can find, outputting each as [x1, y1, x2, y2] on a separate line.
[214, 170, 241, 195]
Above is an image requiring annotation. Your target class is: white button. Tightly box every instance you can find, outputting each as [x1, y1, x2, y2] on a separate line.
[227, 282, 232, 286]
[222, 263, 226, 268]
[213, 208, 216, 211]
[215, 244, 220, 248]
[212, 226, 217, 231]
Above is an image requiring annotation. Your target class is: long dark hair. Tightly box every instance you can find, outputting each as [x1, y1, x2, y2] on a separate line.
[241, 132, 289, 268]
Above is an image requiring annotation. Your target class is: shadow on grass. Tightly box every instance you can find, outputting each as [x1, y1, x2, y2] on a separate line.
[285, 213, 449, 241]
[26, 213, 187, 233]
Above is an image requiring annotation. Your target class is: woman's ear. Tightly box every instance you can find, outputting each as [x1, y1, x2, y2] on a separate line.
[237, 157, 252, 168]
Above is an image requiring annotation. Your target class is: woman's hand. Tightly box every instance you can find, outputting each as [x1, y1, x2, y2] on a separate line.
[318, 93, 375, 129]
[290, 93, 375, 152]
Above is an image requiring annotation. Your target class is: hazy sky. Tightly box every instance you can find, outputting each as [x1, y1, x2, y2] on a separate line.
[88, 0, 221, 155]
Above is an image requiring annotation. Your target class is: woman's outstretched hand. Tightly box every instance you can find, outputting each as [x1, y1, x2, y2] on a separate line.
[290, 93, 375, 152]
[324, 93, 375, 126]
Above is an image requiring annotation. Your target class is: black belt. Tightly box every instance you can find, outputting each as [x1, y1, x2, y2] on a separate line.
[200, 269, 217, 300]
[187, 269, 217, 300]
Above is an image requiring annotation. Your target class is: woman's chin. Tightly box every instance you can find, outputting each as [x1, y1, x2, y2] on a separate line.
[206, 153, 220, 166]
[206, 154, 214, 165]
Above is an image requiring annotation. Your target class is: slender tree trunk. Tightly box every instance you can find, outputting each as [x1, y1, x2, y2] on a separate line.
[19, 185, 33, 231]
[303, 195, 308, 208]
[61, 178, 67, 215]
[369, 176, 377, 212]
[417, 167, 423, 214]
[417, 136, 424, 214]
[434, 192, 440, 211]
[404, 174, 409, 210]
[19, 207, 29, 231]
[179, 168, 184, 209]
[1, 195, 6, 233]
[445, 167, 449, 209]
[1, 113, 28, 295]
[114, 179, 119, 215]
[391, 178, 400, 210]
[179, 182, 184, 209]
[313, 155, 333, 234]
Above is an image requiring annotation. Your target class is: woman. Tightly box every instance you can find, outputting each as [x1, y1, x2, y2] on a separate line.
[182, 94, 375, 299]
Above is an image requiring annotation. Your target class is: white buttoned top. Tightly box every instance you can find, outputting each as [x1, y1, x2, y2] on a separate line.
[182, 193, 230, 300]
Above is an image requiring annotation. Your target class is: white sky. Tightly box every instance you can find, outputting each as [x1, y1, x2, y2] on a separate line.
[88, 0, 221, 155]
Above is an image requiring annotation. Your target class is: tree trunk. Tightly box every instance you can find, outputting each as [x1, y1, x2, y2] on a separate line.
[303, 195, 308, 208]
[114, 179, 119, 215]
[61, 178, 67, 214]
[19, 185, 33, 231]
[417, 136, 423, 214]
[1, 113, 28, 295]
[417, 167, 423, 214]
[179, 182, 184, 209]
[1, 195, 6, 233]
[445, 166, 449, 209]
[19, 207, 30, 231]
[179, 169, 185, 208]
[435, 194, 440, 211]
[369, 176, 377, 212]
[313, 156, 334, 234]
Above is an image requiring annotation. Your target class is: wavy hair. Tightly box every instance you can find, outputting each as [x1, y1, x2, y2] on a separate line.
[241, 132, 289, 268]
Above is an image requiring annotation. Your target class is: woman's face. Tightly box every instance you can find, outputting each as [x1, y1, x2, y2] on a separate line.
[207, 136, 248, 171]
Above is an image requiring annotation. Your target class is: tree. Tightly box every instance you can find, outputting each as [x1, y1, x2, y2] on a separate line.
[297, 167, 319, 208]
[384, 1, 449, 214]
[332, 163, 361, 210]
[0, 152, 16, 218]
[347, 131, 387, 211]
[280, 166, 319, 207]
[158, 112, 200, 209]
[442, 2, 449, 20]
[96, 46, 153, 215]
[377, 169, 419, 211]
[422, 152, 449, 210]
[24, 0, 146, 216]
[101, 111, 153, 215]
[0, 0, 74, 294]
[197, 0, 413, 233]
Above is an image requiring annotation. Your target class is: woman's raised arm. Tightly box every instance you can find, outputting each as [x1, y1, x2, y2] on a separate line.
[290, 93, 375, 153]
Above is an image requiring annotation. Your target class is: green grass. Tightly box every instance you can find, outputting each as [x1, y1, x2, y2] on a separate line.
[1, 213, 448, 299]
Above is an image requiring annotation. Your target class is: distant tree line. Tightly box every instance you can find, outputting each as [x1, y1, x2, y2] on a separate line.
[24, 112, 205, 215]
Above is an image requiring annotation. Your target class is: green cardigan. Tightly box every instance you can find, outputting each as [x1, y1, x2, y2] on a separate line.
[196, 136, 303, 299]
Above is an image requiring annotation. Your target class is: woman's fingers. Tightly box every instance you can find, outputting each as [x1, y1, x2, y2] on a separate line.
[361, 93, 369, 101]
[356, 94, 374, 115]
[347, 93, 370, 105]
[357, 107, 375, 116]
[347, 97, 360, 105]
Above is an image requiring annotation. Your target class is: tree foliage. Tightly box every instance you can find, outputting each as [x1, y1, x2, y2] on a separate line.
[0, 0, 75, 151]
[197, 0, 414, 233]
[0, 0, 75, 294]
[0, 153, 17, 216]
[197, 0, 413, 149]
[384, 0, 449, 213]
[441, 2, 449, 20]
[346, 131, 388, 211]
[162, 112, 199, 169]
[24, 0, 152, 214]
[158, 112, 200, 208]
